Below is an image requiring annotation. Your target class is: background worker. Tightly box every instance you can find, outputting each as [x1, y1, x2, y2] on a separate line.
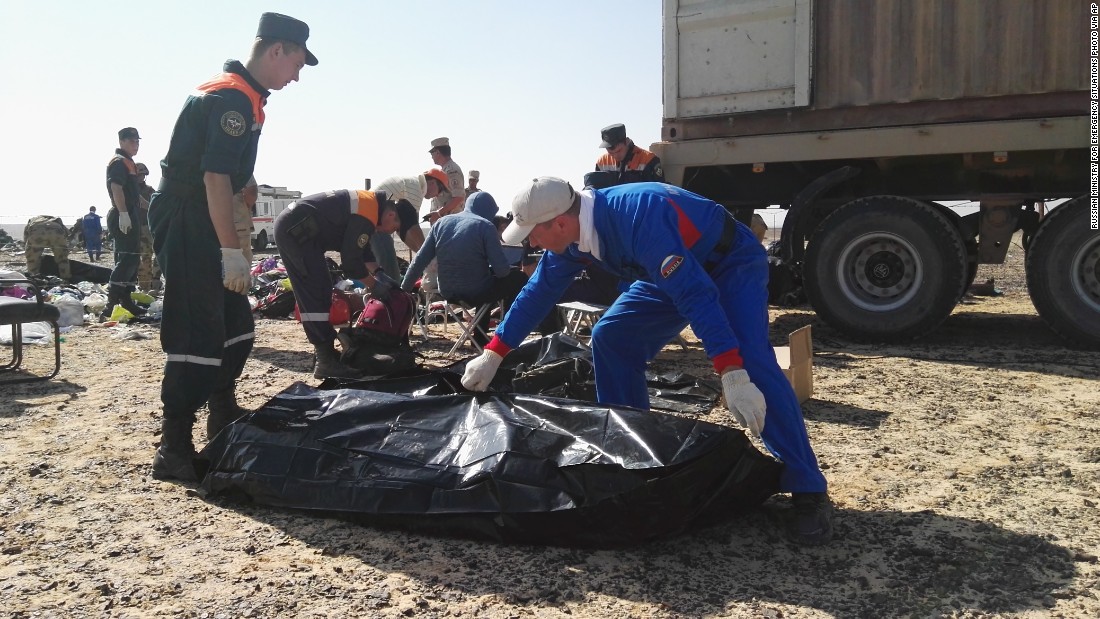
[274, 189, 424, 379]
[23, 215, 72, 281]
[234, 176, 259, 261]
[148, 12, 317, 482]
[465, 169, 481, 198]
[587, 123, 664, 189]
[401, 192, 527, 346]
[102, 127, 146, 318]
[369, 170, 449, 278]
[427, 137, 464, 223]
[81, 206, 103, 262]
[461, 177, 833, 545]
[134, 162, 162, 292]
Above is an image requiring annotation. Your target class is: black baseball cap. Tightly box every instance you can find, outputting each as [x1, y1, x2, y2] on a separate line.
[257, 12, 318, 66]
[118, 127, 140, 140]
[599, 123, 626, 148]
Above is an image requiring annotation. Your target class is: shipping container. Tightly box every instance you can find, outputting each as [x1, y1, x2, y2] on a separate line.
[653, 0, 1095, 346]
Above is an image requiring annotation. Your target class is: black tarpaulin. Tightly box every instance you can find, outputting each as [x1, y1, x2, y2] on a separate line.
[326, 333, 722, 414]
[200, 382, 782, 546]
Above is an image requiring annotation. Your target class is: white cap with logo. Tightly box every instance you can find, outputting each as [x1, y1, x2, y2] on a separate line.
[501, 177, 575, 245]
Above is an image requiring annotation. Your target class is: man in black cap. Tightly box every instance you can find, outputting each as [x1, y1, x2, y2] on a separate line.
[147, 12, 317, 482]
[101, 127, 147, 319]
[588, 123, 664, 189]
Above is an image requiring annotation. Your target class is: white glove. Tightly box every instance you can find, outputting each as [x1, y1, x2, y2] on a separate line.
[220, 248, 251, 294]
[461, 349, 504, 391]
[118, 211, 132, 234]
[721, 369, 766, 436]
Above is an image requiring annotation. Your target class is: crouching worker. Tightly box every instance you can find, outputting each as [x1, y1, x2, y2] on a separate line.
[400, 192, 528, 346]
[274, 189, 424, 378]
[460, 178, 834, 545]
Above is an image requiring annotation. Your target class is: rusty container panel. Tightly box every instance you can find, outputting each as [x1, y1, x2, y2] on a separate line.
[813, 0, 1088, 109]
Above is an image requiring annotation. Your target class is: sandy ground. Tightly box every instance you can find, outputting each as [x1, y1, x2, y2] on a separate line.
[2, 236, 1099, 618]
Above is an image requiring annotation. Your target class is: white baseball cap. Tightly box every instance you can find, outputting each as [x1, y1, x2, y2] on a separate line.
[502, 177, 575, 245]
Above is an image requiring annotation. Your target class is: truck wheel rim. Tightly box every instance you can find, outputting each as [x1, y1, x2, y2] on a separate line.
[835, 232, 923, 312]
[1071, 235, 1100, 313]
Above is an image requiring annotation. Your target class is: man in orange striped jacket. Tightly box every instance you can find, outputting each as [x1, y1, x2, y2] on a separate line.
[148, 12, 317, 482]
[588, 123, 664, 189]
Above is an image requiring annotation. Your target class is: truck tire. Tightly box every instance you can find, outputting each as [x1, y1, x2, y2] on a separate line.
[1025, 196, 1100, 349]
[804, 196, 967, 341]
[252, 229, 268, 252]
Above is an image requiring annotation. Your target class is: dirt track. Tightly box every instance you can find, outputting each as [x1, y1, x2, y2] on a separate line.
[2, 239, 1099, 618]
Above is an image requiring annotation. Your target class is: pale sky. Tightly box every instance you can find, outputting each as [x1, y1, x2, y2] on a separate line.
[0, 0, 663, 227]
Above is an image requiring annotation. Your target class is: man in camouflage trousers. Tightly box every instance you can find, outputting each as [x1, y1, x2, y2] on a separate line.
[23, 215, 72, 281]
[135, 162, 162, 292]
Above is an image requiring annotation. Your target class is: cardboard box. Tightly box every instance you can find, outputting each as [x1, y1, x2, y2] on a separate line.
[773, 325, 813, 403]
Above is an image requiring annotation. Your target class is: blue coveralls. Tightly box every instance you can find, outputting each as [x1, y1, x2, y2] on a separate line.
[494, 183, 826, 493]
[148, 61, 265, 418]
[82, 212, 103, 260]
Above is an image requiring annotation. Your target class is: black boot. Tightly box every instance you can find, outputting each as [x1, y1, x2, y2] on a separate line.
[117, 285, 147, 317]
[151, 415, 200, 482]
[206, 387, 248, 440]
[790, 492, 835, 545]
[98, 286, 118, 322]
[313, 343, 362, 379]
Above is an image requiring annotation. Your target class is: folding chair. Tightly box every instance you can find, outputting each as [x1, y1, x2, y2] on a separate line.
[445, 299, 494, 356]
[414, 286, 469, 340]
[557, 300, 689, 350]
[557, 301, 606, 345]
[0, 276, 62, 384]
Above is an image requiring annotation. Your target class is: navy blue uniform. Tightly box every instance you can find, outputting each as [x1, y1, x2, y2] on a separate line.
[105, 150, 141, 285]
[274, 190, 415, 347]
[148, 60, 267, 418]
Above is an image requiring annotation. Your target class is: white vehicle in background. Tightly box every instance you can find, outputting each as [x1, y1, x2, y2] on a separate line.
[251, 185, 301, 251]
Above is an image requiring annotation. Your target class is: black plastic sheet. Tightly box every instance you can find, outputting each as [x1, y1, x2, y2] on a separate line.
[333, 333, 721, 414]
[200, 382, 782, 546]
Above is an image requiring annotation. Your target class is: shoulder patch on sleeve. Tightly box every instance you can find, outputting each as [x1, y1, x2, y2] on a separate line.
[220, 110, 246, 137]
[660, 255, 684, 278]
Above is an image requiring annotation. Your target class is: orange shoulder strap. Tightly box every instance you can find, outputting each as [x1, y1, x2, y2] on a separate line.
[352, 190, 381, 224]
[195, 73, 266, 127]
[108, 155, 137, 175]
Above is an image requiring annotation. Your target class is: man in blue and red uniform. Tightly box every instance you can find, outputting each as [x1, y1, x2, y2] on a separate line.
[273, 189, 424, 378]
[148, 12, 317, 482]
[461, 178, 834, 545]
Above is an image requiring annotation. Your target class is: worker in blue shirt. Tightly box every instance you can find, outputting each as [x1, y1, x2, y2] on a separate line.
[461, 177, 833, 545]
[81, 206, 103, 262]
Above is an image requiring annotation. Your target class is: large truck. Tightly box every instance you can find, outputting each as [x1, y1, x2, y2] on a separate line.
[250, 185, 301, 251]
[652, 0, 1096, 347]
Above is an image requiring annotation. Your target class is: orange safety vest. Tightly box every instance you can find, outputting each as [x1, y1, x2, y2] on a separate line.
[194, 72, 266, 130]
[350, 190, 381, 225]
[595, 145, 659, 173]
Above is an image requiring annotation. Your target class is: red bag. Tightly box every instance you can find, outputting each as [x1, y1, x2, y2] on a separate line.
[352, 290, 415, 346]
[329, 291, 351, 326]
